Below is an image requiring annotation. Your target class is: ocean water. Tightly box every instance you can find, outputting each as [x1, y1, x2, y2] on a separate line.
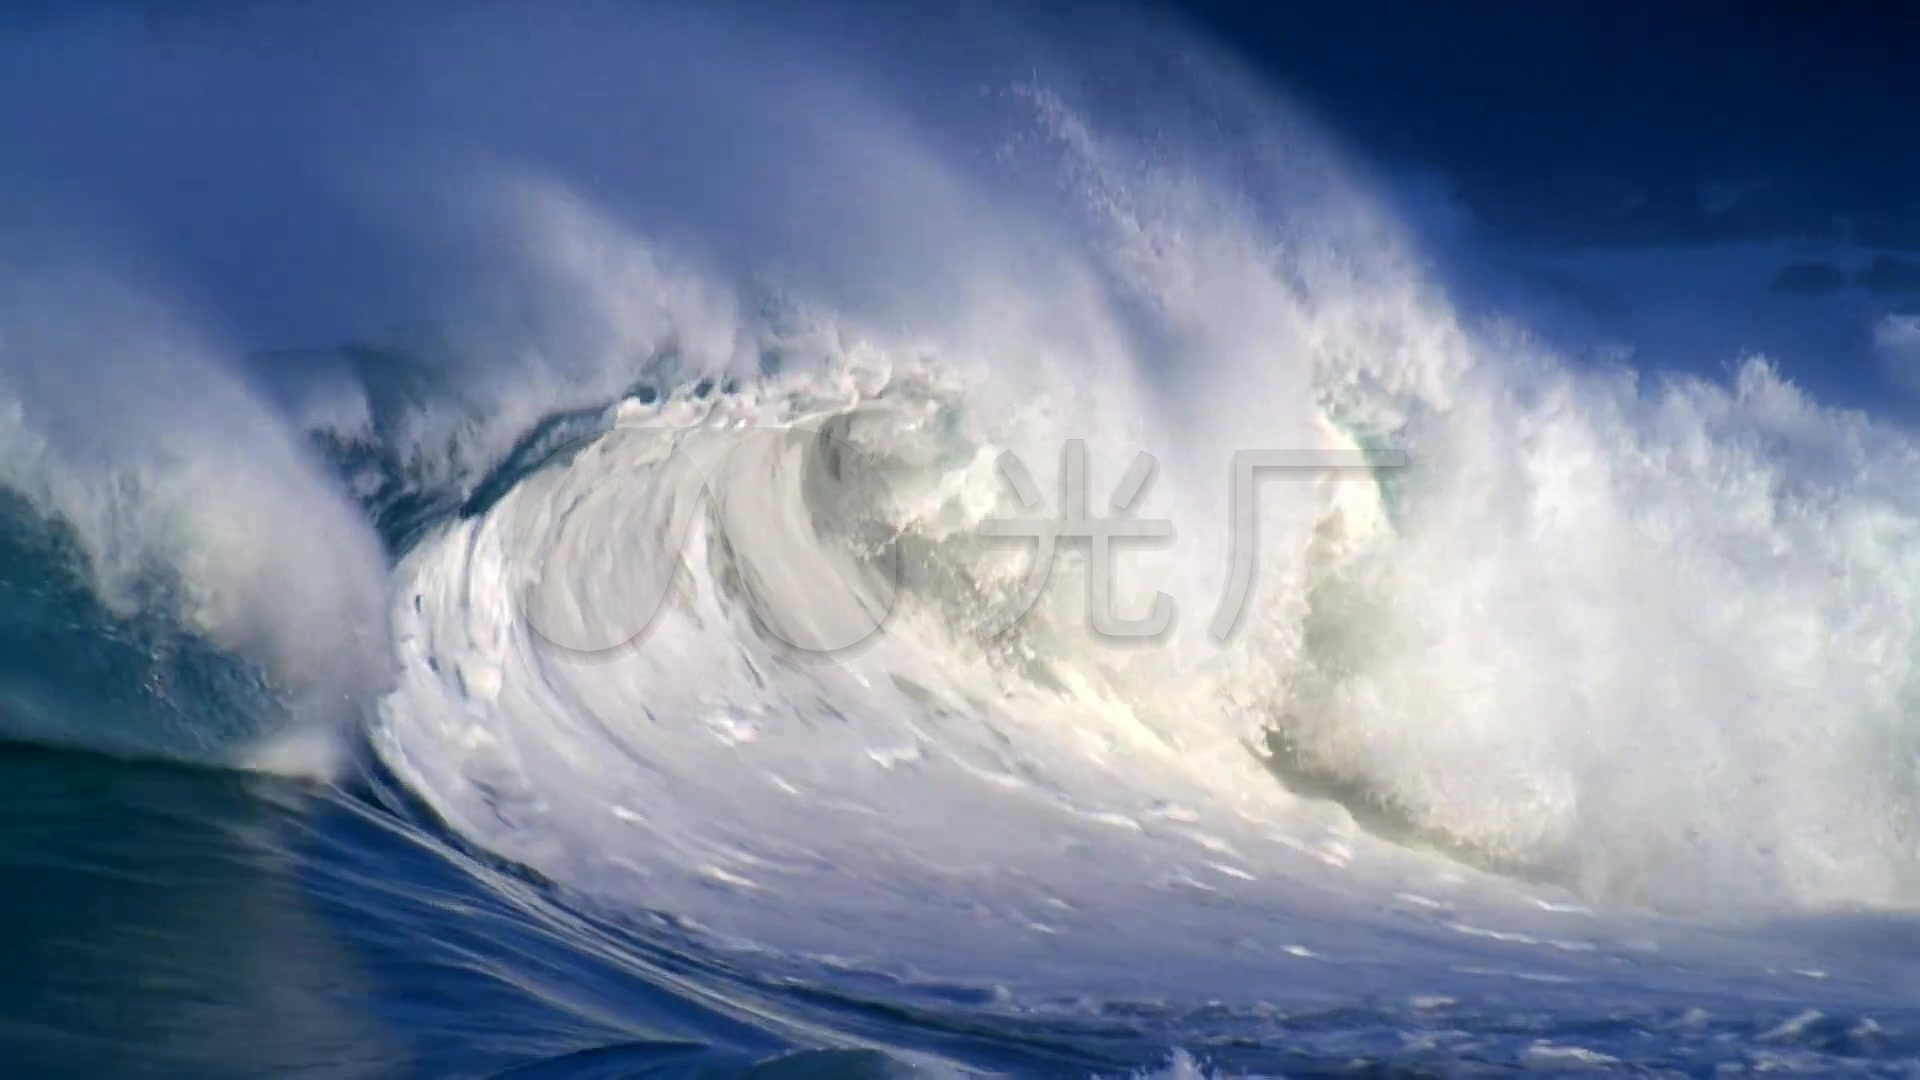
[5, 5, 1920, 1076]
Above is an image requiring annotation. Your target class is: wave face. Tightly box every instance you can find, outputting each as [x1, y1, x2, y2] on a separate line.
[6, 4, 1920, 1019]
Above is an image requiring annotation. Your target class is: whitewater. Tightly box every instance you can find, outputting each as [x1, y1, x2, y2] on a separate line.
[4, 5, 1920, 1075]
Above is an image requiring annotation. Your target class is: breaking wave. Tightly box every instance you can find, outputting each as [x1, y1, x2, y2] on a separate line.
[4, 8, 1920, 993]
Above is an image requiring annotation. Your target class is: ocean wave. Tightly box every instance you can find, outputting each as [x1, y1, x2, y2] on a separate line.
[1, 7, 1917, 977]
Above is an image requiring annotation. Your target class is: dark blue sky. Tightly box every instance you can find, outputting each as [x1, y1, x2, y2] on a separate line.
[1181, 1, 1919, 250]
